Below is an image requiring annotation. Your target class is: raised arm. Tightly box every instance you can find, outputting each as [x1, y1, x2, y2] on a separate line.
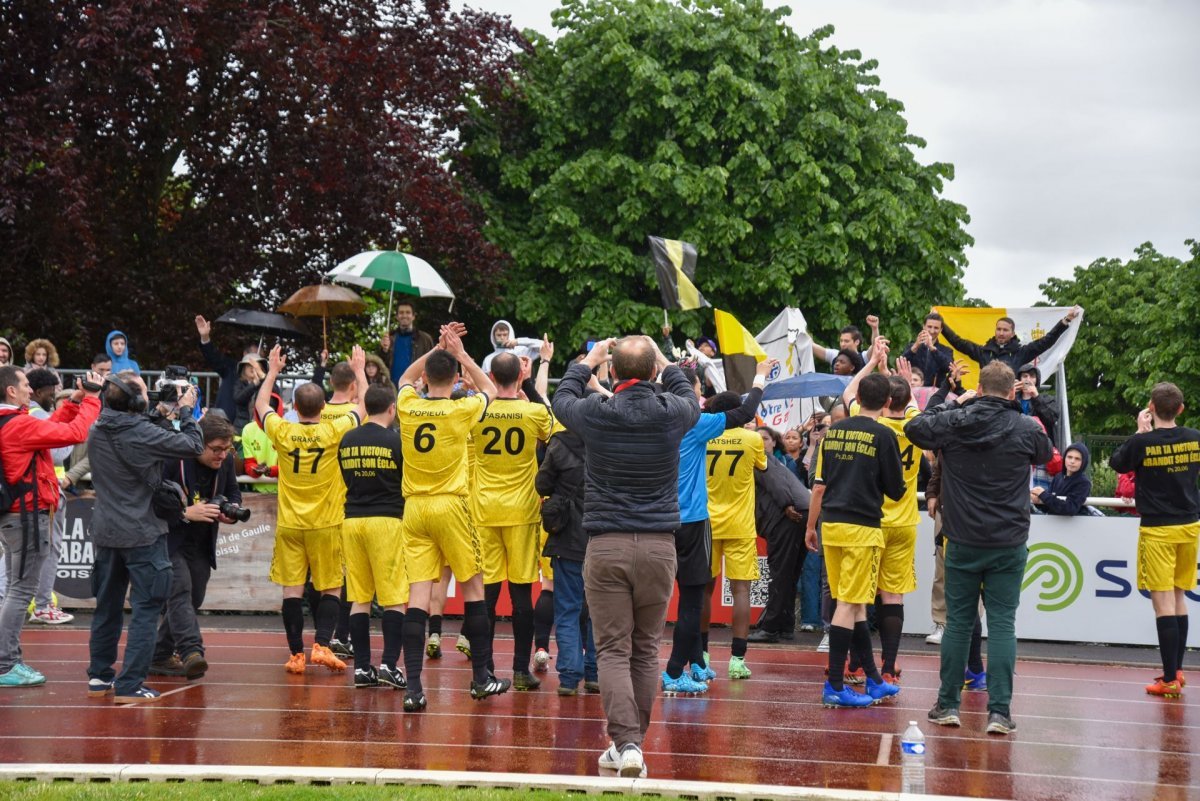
[441, 325, 496, 399]
[350, 345, 369, 420]
[842, 338, 888, 408]
[255, 345, 284, 423]
[937, 316, 983, 363]
[1020, 306, 1081, 362]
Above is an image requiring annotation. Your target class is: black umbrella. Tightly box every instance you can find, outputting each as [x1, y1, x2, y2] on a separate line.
[215, 308, 307, 339]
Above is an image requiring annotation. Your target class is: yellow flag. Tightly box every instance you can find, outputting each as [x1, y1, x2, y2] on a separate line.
[714, 308, 767, 362]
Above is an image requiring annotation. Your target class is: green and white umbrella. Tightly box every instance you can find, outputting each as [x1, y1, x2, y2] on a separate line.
[327, 250, 455, 327]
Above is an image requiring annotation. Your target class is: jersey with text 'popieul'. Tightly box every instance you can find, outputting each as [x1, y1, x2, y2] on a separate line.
[396, 385, 487, 498]
[471, 398, 554, 526]
[705, 428, 768, 540]
[264, 410, 359, 528]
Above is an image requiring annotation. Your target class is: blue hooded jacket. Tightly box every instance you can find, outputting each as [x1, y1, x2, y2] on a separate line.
[1039, 441, 1092, 516]
[106, 329, 141, 375]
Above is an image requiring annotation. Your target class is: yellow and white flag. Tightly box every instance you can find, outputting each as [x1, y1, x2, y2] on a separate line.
[933, 306, 1083, 389]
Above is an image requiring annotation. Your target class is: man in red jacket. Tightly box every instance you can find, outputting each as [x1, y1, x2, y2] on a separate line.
[0, 366, 102, 688]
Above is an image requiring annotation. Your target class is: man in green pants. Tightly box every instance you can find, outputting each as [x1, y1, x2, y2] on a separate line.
[905, 361, 1052, 735]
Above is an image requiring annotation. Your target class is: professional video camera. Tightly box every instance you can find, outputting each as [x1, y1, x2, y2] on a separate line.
[148, 365, 193, 405]
[208, 494, 251, 523]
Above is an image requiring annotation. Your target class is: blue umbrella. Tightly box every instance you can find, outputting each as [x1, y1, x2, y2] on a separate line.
[761, 373, 852, 401]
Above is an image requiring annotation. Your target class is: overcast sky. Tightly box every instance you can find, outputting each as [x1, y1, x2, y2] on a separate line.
[455, 0, 1199, 307]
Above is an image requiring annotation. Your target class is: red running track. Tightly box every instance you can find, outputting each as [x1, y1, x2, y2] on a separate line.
[1, 628, 1197, 800]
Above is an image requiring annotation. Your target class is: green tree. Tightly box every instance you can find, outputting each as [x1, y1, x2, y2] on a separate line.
[1041, 240, 1200, 436]
[461, 0, 973, 353]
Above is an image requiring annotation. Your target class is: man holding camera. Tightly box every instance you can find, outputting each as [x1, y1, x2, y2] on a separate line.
[87, 372, 205, 704]
[150, 414, 243, 681]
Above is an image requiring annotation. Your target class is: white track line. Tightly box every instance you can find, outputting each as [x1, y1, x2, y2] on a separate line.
[876, 733, 893, 766]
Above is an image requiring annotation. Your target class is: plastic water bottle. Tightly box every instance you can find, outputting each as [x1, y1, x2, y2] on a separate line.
[900, 720, 926, 794]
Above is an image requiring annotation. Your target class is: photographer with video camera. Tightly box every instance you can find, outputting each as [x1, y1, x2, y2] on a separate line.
[150, 413, 246, 681]
[86, 371, 205, 705]
[149, 365, 200, 425]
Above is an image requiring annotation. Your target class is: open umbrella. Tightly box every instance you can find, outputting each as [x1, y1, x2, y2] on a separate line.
[760, 373, 852, 401]
[326, 250, 455, 332]
[215, 308, 307, 340]
[278, 283, 367, 351]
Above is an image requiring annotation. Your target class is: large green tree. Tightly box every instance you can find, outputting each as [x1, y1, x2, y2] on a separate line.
[461, 0, 973, 352]
[1041, 240, 1200, 436]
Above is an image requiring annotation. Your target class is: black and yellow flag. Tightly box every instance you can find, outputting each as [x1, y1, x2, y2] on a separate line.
[648, 236, 710, 311]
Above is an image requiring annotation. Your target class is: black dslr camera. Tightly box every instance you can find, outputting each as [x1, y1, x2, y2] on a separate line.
[209, 494, 251, 523]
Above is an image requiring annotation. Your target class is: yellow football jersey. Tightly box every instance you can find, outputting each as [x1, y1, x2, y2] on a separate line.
[321, 401, 358, 423]
[396, 385, 487, 498]
[705, 428, 768, 540]
[471, 399, 555, 526]
[850, 401, 921, 528]
[264, 410, 359, 528]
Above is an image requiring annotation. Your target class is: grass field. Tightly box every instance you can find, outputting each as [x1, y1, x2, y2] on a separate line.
[0, 784, 586, 801]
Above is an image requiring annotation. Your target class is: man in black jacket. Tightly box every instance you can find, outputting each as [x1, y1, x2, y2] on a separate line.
[151, 414, 242, 681]
[1016, 363, 1060, 446]
[905, 361, 1052, 735]
[195, 315, 262, 422]
[535, 426, 597, 696]
[749, 450, 810, 643]
[552, 336, 699, 779]
[939, 306, 1080, 372]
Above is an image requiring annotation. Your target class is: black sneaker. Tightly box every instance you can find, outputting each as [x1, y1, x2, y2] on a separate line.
[747, 629, 780, 644]
[403, 691, 427, 712]
[470, 675, 511, 700]
[115, 686, 161, 705]
[557, 684, 579, 697]
[513, 671, 542, 691]
[986, 712, 1017, 735]
[584, 679, 601, 694]
[354, 666, 380, 688]
[927, 703, 961, 727]
[329, 639, 354, 658]
[377, 665, 406, 690]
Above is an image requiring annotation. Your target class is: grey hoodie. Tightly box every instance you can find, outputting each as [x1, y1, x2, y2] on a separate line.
[0, 337, 13, 366]
[87, 407, 204, 548]
[481, 319, 542, 372]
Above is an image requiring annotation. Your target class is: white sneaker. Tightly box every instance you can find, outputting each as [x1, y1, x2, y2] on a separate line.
[926, 624, 944, 645]
[29, 606, 74, 625]
[533, 647, 551, 672]
[618, 744, 647, 778]
[816, 632, 830, 653]
[598, 743, 621, 772]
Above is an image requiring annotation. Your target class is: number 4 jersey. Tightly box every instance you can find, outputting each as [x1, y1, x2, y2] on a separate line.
[263, 409, 360, 529]
[851, 401, 922, 528]
[396, 384, 489, 498]
[471, 398, 555, 526]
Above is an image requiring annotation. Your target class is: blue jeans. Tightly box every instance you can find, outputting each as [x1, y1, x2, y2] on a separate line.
[799, 545, 823, 627]
[552, 557, 596, 688]
[88, 536, 173, 694]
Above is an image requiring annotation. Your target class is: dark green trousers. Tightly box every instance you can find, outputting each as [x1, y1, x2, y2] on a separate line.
[938, 540, 1028, 716]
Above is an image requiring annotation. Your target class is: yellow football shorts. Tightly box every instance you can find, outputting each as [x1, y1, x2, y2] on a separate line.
[824, 543, 882, 605]
[1138, 524, 1200, 592]
[342, 516, 409, 607]
[270, 523, 343, 591]
[877, 524, 918, 595]
[479, 522, 542, 585]
[711, 537, 760, 581]
[404, 494, 484, 584]
[539, 527, 553, 582]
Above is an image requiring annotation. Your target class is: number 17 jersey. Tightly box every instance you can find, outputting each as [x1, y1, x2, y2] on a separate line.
[263, 410, 360, 529]
[396, 385, 488, 498]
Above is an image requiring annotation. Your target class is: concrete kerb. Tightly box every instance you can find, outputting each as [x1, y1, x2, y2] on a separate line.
[0, 764, 992, 801]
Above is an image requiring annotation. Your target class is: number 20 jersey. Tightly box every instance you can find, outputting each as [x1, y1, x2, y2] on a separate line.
[471, 398, 555, 526]
[396, 385, 488, 498]
[263, 410, 360, 529]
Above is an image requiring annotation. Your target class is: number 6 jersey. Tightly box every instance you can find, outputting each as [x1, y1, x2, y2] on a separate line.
[263, 409, 360, 529]
[396, 384, 489, 498]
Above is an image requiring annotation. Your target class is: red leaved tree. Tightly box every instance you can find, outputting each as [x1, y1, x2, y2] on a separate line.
[0, 0, 524, 367]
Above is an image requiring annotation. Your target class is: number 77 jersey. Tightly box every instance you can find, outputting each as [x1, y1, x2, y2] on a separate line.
[705, 428, 769, 540]
[263, 410, 360, 529]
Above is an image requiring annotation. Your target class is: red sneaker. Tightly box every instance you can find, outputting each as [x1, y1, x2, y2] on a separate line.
[844, 668, 866, 685]
[1145, 678, 1183, 698]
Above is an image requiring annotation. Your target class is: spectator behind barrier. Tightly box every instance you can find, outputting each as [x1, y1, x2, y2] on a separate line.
[23, 339, 60, 378]
[195, 315, 261, 422]
[104, 330, 140, 375]
[0, 338, 13, 366]
[241, 394, 282, 493]
[904, 312, 953, 388]
[938, 306, 1081, 373]
[1016, 363, 1060, 446]
[1031, 442, 1092, 515]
